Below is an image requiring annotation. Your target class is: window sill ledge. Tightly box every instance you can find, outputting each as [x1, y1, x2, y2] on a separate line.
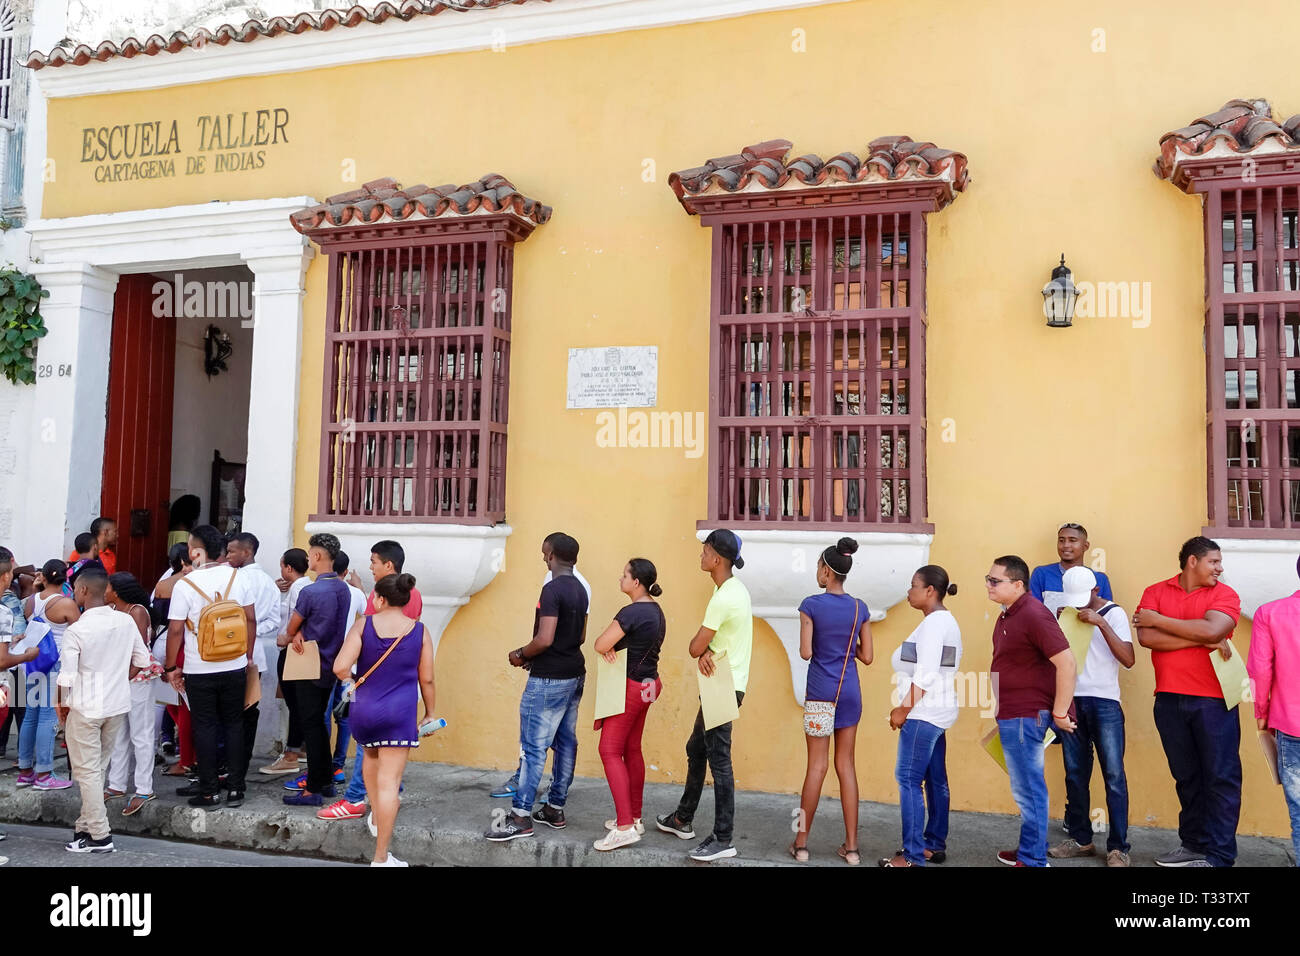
[1210, 535, 1299, 619]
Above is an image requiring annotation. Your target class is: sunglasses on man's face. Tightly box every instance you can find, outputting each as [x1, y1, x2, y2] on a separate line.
[985, 575, 1011, 587]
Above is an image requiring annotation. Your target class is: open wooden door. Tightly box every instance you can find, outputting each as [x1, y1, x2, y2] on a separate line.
[101, 273, 175, 587]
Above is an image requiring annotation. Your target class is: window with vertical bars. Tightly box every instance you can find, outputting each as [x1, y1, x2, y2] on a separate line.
[710, 209, 928, 529]
[315, 237, 513, 523]
[1207, 184, 1300, 533]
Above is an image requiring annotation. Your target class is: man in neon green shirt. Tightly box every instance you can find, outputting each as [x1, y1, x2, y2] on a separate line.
[656, 529, 752, 861]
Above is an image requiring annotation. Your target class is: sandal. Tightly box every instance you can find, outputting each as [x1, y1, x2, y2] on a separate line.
[163, 763, 191, 777]
[893, 846, 945, 864]
[788, 842, 810, 863]
[878, 852, 914, 868]
[103, 788, 126, 801]
[837, 843, 861, 866]
[122, 793, 155, 816]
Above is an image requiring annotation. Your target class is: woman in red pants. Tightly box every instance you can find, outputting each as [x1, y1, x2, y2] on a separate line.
[591, 558, 666, 852]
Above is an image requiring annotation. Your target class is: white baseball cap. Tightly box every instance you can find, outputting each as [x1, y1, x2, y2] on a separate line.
[1060, 566, 1097, 608]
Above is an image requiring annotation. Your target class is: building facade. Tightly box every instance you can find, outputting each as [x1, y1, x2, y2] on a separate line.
[3, 0, 1298, 838]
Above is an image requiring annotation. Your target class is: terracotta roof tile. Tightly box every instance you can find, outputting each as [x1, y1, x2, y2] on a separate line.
[290, 174, 551, 232]
[669, 136, 970, 212]
[1154, 98, 1300, 185]
[27, 1, 549, 71]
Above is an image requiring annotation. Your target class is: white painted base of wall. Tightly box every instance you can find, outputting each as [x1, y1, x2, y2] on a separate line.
[1217, 538, 1300, 619]
[303, 521, 512, 656]
[695, 527, 932, 705]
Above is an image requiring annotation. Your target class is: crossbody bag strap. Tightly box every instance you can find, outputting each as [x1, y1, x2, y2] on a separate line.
[831, 601, 862, 707]
[353, 622, 413, 691]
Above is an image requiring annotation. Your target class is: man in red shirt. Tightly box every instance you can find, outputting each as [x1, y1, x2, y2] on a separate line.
[1135, 536, 1241, 868]
[67, 517, 118, 576]
[986, 554, 1077, 867]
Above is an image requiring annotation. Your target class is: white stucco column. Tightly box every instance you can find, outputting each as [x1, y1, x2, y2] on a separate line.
[22, 262, 119, 560]
[240, 245, 314, 573]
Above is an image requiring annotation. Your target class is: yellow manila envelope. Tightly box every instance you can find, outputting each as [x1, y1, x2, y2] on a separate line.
[282, 640, 321, 681]
[244, 665, 262, 710]
[1209, 639, 1249, 710]
[698, 649, 740, 731]
[981, 724, 1058, 774]
[594, 649, 628, 721]
[1056, 607, 1094, 674]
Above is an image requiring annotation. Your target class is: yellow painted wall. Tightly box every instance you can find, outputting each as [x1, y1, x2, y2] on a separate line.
[41, 0, 1298, 838]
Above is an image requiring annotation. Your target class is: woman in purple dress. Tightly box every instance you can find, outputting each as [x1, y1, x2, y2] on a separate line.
[333, 573, 436, 867]
[790, 537, 873, 865]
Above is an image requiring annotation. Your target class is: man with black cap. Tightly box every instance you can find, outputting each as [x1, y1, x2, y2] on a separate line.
[656, 529, 752, 861]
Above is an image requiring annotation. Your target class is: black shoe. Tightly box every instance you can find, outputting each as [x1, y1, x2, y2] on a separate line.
[224, 791, 245, 808]
[176, 783, 204, 797]
[187, 794, 221, 808]
[66, 834, 115, 854]
[532, 804, 566, 830]
[161, 741, 176, 756]
[655, 812, 696, 840]
[485, 811, 535, 842]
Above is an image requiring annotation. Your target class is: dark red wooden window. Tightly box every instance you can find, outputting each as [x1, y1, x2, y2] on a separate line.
[706, 206, 930, 530]
[312, 231, 515, 524]
[1203, 182, 1300, 535]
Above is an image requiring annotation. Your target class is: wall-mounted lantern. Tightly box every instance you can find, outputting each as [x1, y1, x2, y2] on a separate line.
[1041, 254, 1080, 328]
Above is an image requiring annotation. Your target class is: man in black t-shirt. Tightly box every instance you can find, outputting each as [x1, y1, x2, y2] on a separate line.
[485, 533, 589, 842]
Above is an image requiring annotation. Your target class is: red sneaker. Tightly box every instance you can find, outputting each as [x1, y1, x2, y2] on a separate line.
[996, 849, 1020, 866]
[316, 798, 365, 821]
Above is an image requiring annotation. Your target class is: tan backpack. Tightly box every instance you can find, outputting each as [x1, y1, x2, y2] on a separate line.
[180, 568, 249, 663]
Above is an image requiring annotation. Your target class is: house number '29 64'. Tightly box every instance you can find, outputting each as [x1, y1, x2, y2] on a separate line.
[37, 364, 72, 378]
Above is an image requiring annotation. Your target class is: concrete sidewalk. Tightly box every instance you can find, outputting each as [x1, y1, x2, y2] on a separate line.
[1, 757, 1294, 867]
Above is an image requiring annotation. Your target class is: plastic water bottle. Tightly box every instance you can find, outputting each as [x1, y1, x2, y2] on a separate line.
[418, 717, 447, 737]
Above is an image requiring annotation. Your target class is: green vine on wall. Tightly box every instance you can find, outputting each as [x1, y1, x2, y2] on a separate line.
[0, 269, 50, 385]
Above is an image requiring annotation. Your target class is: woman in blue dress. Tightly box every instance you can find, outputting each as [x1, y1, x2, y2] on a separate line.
[790, 538, 873, 865]
[333, 573, 436, 867]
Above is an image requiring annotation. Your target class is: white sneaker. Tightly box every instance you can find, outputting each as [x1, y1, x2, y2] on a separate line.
[0, 855, 7, 866]
[370, 852, 408, 867]
[604, 817, 645, 834]
[593, 827, 642, 851]
[367, 812, 377, 838]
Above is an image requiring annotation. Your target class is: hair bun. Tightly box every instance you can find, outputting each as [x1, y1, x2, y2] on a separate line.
[946, 583, 958, 596]
[836, 537, 858, 556]
[649, 583, 663, 598]
[396, 573, 416, 592]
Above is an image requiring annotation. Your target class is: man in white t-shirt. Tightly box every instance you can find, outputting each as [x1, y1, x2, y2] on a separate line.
[1049, 565, 1135, 867]
[225, 532, 280, 781]
[262, 548, 310, 775]
[488, 532, 593, 800]
[164, 525, 256, 809]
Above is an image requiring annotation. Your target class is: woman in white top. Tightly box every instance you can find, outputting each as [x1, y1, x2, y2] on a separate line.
[881, 565, 962, 868]
[17, 560, 80, 790]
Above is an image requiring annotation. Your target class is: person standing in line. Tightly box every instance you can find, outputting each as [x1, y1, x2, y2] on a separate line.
[154, 545, 195, 778]
[790, 538, 872, 865]
[656, 529, 753, 863]
[986, 554, 1077, 867]
[0, 558, 40, 783]
[64, 534, 105, 595]
[591, 558, 667, 852]
[1030, 522, 1114, 613]
[68, 517, 119, 576]
[333, 572, 435, 867]
[224, 533, 278, 790]
[318, 540, 424, 823]
[485, 533, 588, 842]
[18, 560, 79, 791]
[1248, 559, 1300, 866]
[261, 547, 310, 775]
[316, 550, 365, 790]
[56, 569, 153, 853]
[103, 573, 164, 815]
[0, 546, 28, 760]
[490, 532, 593, 801]
[1135, 536, 1242, 868]
[1047, 566, 1135, 867]
[165, 524, 256, 808]
[281, 533, 351, 807]
[880, 565, 962, 868]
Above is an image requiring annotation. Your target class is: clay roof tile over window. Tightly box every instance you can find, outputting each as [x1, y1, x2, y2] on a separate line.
[669, 136, 970, 213]
[290, 174, 551, 233]
[1154, 98, 1300, 189]
[26, 0, 549, 70]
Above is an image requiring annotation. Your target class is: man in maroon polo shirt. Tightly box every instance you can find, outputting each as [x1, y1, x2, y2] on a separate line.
[1134, 535, 1241, 868]
[986, 554, 1077, 867]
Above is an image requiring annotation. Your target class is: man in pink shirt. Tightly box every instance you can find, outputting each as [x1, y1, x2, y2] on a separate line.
[1247, 563, 1300, 865]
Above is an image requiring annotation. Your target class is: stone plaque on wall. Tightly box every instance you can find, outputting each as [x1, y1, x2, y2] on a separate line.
[566, 346, 658, 409]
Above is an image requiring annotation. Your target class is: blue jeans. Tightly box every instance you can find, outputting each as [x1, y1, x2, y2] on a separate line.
[326, 681, 350, 771]
[19, 662, 60, 775]
[998, 710, 1052, 867]
[895, 719, 949, 865]
[1153, 692, 1241, 867]
[1276, 730, 1300, 866]
[514, 675, 584, 815]
[1061, 696, 1129, 853]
